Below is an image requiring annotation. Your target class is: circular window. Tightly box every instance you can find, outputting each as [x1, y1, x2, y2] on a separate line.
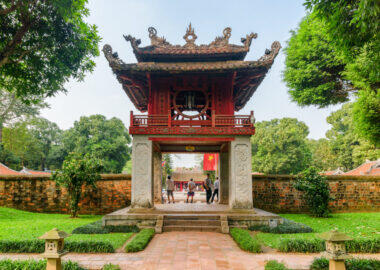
[173, 90, 209, 119]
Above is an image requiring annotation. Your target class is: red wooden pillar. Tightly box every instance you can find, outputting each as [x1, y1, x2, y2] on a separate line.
[180, 182, 183, 191]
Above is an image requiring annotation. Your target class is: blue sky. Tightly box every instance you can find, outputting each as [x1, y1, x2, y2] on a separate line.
[40, 0, 342, 167]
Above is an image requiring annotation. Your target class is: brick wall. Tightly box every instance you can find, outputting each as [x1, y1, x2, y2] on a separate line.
[1, 174, 378, 214]
[252, 175, 380, 213]
[0, 174, 131, 215]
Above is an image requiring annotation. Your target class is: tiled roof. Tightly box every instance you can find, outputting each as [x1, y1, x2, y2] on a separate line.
[0, 163, 22, 175]
[344, 160, 380, 176]
[20, 167, 51, 175]
[323, 168, 344, 175]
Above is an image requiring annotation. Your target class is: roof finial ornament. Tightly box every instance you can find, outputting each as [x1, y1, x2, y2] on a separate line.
[210, 27, 232, 47]
[183, 23, 197, 47]
[241, 32, 258, 50]
[148, 27, 170, 46]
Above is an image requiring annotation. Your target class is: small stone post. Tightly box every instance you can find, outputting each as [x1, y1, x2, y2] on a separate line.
[320, 230, 352, 270]
[39, 228, 70, 270]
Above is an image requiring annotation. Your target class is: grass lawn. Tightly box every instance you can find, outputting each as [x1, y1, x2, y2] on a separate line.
[256, 213, 380, 249]
[0, 207, 131, 249]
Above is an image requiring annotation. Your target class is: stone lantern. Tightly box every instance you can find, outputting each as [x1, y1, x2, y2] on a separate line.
[39, 228, 71, 270]
[320, 230, 352, 270]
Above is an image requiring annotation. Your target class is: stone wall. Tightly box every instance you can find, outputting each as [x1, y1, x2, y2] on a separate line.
[252, 175, 380, 213]
[0, 174, 131, 215]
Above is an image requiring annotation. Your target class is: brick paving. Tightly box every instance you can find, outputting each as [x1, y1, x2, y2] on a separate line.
[1, 232, 379, 270]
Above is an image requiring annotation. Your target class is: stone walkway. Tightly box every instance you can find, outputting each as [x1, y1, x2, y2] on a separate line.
[1, 232, 379, 270]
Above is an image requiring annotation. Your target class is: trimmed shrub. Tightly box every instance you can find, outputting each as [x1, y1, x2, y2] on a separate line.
[278, 238, 380, 253]
[346, 238, 380, 253]
[278, 238, 325, 253]
[72, 220, 139, 234]
[311, 258, 380, 270]
[102, 264, 121, 270]
[249, 219, 313, 234]
[229, 228, 262, 253]
[0, 259, 85, 270]
[0, 239, 114, 253]
[294, 167, 332, 217]
[125, 228, 155, 253]
[265, 260, 290, 270]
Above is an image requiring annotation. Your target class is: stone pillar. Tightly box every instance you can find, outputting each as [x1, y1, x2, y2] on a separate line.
[131, 135, 153, 208]
[153, 150, 162, 204]
[229, 136, 253, 209]
[219, 151, 229, 204]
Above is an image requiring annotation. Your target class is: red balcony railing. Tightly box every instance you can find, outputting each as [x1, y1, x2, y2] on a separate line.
[130, 111, 254, 128]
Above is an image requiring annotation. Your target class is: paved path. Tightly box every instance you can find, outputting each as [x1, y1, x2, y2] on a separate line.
[1, 232, 379, 270]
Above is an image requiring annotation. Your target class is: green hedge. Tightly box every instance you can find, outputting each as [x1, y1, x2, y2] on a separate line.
[102, 264, 121, 270]
[0, 239, 114, 253]
[0, 259, 85, 270]
[311, 258, 380, 270]
[265, 260, 290, 270]
[125, 228, 155, 253]
[249, 219, 313, 234]
[278, 238, 380, 253]
[72, 220, 139, 234]
[229, 228, 262, 253]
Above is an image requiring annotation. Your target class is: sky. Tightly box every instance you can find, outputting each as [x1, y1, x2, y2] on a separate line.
[40, 0, 342, 167]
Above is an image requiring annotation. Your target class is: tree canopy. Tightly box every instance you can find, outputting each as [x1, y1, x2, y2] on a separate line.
[0, 0, 100, 102]
[284, 1, 379, 145]
[62, 115, 131, 173]
[251, 118, 311, 174]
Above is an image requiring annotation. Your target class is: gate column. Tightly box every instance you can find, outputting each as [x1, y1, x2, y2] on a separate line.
[229, 136, 253, 209]
[131, 135, 154, 208]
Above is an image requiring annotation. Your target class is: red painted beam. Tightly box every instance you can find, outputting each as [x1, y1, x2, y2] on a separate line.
[148, 137, 235, 142]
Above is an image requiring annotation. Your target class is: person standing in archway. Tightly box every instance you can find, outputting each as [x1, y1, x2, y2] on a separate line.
[187, 178, 196, 203]
[166, 175, 175, 203]
[204, 173, 213, 204]
[211, 177, 219, 203]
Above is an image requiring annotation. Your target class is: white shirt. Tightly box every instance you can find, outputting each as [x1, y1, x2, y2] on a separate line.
[214, 179, 219, 190]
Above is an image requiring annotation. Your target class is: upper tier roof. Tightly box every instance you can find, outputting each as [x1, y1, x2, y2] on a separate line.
[124, 24, 257, 62]
[103, 25, 281, 112]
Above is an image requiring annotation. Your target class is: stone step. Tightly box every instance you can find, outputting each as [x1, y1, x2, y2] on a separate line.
[164, 219, 221, 226]
[163, 225, 221, 232]
[164, 214, 220, 220]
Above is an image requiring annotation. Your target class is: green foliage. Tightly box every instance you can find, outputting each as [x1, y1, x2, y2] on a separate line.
[229, 228, 262, 253]
[0, 239, 115, 253]
[248, 219, 313, 234]
[265, 260, 290, 270]
[352, 90, 380, 146]
[122, 159, 132, 174]
[72, 220, 139, 234]
[53, 152, 102, 217]
[311, 258, 380, 270]
[125, 228, 155, 253]
[278, 238, 325, 253]
[251, 118, 311, 174]
[102, 264, 121, 270]
[284, 14, 348, 107]
[285, 1, 379, 144]
[0, 259, 85, 270]
[62, 115, 131, 173]
[0, 143, 21, 170]
[326, 103, 379, 170]
[294, 167, 332, 217]
[307, 139, 339, 171]
[0, 0, 100, 102]
[346, 238, 380, 253]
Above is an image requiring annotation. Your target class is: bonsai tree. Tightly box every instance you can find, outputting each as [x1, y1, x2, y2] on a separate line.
[294, 167, 332, 217]
[53, 152, 102, 218]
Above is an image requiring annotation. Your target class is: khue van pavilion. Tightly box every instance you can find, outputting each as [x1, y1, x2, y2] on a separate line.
[103, 25, 281, 230]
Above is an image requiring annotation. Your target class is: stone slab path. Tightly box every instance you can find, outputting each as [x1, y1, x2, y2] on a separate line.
[1, 232, 379, 270]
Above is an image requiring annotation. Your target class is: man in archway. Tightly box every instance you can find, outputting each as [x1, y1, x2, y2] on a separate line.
[204, 173, 213, 204]
[166, 175, 175, 203]
[211, 177, 219, 203]
[187, 178, 196, 203]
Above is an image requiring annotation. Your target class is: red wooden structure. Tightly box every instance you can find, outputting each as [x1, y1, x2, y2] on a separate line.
[103, 24, 281, 136]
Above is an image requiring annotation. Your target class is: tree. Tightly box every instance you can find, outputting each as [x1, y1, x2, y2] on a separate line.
[62, 115, 131, 173]
[251, 118, 312, 174]
[0, 143, 21, 170]
[0, 89, 47, 143]
[162, 154, 173, 187]
[283, 14, 350, 107]
[326, 103, 379, 170]
[284, 1, 379, 145]
[0, 0, 100, 101]
[53, 152, 102, 218]
[294, 166, 332, 217]
[308, 138, 338, 171]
